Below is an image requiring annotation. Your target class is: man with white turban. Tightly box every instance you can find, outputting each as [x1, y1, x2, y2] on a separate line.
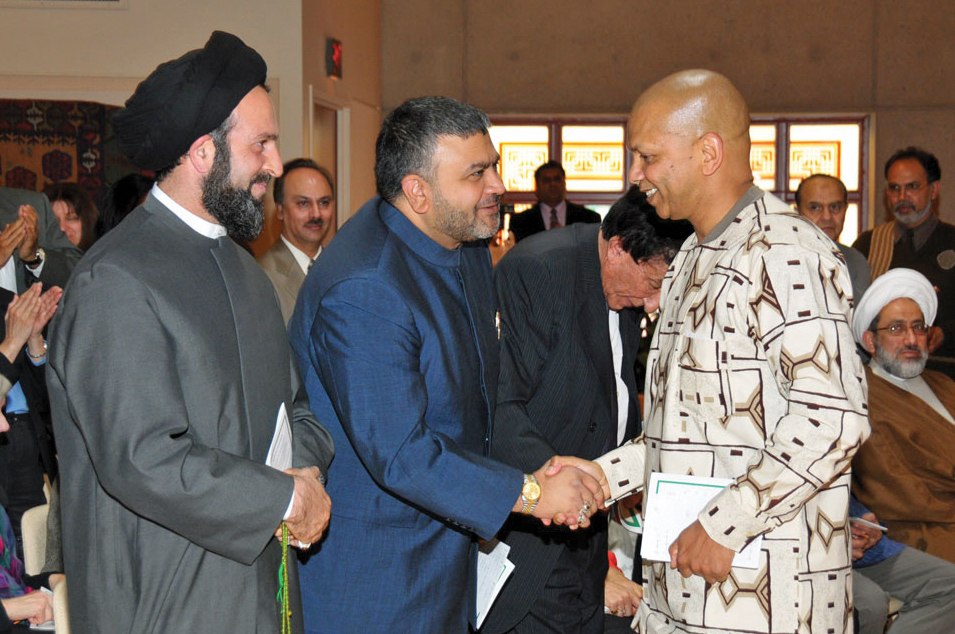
[851, 268, 955, 565]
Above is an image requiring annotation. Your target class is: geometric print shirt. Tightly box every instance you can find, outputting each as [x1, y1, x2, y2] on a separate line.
[597, 187, 870, 634]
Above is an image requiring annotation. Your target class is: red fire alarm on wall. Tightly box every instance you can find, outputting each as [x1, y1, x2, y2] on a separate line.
[326, 38, 343, 79]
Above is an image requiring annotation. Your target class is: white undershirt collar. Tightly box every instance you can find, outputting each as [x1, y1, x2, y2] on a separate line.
[152, 184, 227, 239]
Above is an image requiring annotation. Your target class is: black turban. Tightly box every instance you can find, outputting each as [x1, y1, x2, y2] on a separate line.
[113, 31, 267, 171]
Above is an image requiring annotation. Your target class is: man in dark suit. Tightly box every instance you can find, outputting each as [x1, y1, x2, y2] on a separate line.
[510, 160, 601, 242]
[485, 187, 691, 634]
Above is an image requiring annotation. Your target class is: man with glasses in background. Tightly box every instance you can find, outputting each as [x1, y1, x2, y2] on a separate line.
[853, 147, 955, 376]
[851, 268, 955, 569]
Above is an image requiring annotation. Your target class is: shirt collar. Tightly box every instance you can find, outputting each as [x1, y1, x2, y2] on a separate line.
[700, 185, 765, 244]
[379, 198, 462, 268]
[280, 235, 320, 274]
[151, 183, 228, 239]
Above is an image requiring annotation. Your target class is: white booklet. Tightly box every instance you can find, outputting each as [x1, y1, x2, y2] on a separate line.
[641, 472, 762, 569]
[475, 538, 515, 629]
[266, 403, 292, 471]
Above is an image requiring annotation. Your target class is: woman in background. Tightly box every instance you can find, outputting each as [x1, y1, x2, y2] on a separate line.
[43, 183, 98, 251]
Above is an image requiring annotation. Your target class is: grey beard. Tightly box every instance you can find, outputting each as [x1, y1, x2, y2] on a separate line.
[874, 342, 927, 379]
[893, 199, 932, 227]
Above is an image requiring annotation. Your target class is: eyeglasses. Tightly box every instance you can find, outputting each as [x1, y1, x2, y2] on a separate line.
[886, 182, 930, 196]
[872, 321, 931, 337]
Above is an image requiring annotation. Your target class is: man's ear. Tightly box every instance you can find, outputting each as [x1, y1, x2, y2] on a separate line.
[275, 203, 285, 222]
[400, 175, 430, 215]
[699, 132, 724, 177]
[930, 180, 941, 201]
[862, 330, 877, 355]
[188, 135, 216, 174]
[607, 235, 626, 260]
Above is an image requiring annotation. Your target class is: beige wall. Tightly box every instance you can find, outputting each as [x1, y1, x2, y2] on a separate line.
[382, 0, 955, 227]
[301, 0, 382, 232]
[0, 0, 384, 253]
[0, 0, 304, 149]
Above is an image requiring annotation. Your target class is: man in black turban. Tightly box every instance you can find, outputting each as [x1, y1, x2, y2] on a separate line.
[47, 31, 334, 634]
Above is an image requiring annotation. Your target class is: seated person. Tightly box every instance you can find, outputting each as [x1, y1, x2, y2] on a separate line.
[0, 401, 56, 632]
[850, 495, 955, 634]
[850, 268, 955, 564]
[43, 183, 99, 251]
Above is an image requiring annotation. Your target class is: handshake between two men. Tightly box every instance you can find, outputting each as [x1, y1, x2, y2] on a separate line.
[508, 455, 609, 529]
[275, 455, 609, 547]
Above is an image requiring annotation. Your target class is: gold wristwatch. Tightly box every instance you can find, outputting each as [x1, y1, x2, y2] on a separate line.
[520, 473, 541, 515]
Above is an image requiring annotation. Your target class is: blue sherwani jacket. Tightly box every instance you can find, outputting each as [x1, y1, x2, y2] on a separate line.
[289, 197, 522, 633]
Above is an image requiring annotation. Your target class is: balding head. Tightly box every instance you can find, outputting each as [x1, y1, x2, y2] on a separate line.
[627, 70, 754, 236]
[634, 69, 750, 143]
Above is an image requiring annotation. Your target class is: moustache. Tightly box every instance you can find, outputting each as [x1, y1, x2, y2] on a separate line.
[478, 195, 501, 208]
[250, 173, 272, 187]
[305, 219, 326, 228]
[894, 201, 916, 214]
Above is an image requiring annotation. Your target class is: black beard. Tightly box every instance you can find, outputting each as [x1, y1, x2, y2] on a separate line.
[201, 137, 267, 242]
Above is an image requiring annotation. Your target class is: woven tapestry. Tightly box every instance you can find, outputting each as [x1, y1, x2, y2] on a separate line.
[0, 98, 140, 203]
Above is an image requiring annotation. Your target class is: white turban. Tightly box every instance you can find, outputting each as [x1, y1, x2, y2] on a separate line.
[851, 268, 937, 345]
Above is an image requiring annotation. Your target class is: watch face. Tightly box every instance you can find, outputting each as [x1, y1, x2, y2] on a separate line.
[522, 480, 541, 501]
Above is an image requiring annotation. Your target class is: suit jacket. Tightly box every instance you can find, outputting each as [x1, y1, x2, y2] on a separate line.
[47, 194, 334, 634]
[257, 238, 306, 322]
[483, 223, 642, 633]
[289, 196, 521, 634]
[510, 200, 601, 243]
[853, 367, 955, 564]
[0, 188, 82, 291]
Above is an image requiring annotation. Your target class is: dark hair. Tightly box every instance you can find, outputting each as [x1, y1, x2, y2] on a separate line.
[273, 158, 335, 205]
[43, 182, 99, 250]
[534, 160, 566, 184]
[97, 173, 154, 239]
[884, 146, 941, 183]
[601, 186, 693, 265]
[375, 96, 491, 203]
[794, 174, 848, 207]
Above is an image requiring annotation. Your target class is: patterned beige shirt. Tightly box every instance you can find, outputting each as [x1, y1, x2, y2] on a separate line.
[597, 188, 869, 634]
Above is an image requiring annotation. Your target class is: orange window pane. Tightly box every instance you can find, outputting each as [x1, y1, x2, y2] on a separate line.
[749, 125, 776, 191]
[561, 126, 625, 192]
[489, 126, 549, 192]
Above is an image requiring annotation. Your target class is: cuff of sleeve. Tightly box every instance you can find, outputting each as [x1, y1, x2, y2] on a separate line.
[697, 486, 768, 553]
[594, 438, 645, 503]
[283, 489, 295, 520]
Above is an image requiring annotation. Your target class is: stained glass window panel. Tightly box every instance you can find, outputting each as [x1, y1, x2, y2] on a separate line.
[750, 125, 776, 191]
[561, 126, 625, 192]
[789, 124, 861, 191]
[489, 126, 549, 192]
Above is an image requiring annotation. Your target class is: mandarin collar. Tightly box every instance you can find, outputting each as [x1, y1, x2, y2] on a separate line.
[379, 198, 464, 268]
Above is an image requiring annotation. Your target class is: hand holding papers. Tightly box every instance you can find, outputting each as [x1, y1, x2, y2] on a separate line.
[641, 473, 762, 583]
[268, 404, 331, 547]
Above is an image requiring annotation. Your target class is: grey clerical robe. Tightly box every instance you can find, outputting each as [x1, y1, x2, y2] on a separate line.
[47, 194, 333, 634]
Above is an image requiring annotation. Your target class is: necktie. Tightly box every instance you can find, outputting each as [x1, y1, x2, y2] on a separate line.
[904, 228, 916, 253]
[549, 207, 562, 229]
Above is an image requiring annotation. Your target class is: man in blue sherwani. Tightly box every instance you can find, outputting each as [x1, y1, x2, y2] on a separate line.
[290, 97, 609, 633]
